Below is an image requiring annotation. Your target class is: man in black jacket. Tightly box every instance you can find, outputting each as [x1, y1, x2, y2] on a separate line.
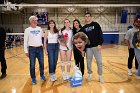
[0, 27, 7, 79]
[82, 12, 104, 83]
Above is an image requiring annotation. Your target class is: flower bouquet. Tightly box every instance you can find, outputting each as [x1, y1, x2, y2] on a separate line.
[58, 32, 69, 50]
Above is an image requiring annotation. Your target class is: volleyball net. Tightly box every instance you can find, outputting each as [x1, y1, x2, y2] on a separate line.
[5, 32, 126, 49]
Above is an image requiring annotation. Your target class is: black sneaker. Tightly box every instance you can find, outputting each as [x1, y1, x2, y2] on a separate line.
[0, 74, 7, 79]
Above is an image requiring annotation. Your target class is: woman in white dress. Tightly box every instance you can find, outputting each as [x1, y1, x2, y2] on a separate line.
[59, 19, 73, 80]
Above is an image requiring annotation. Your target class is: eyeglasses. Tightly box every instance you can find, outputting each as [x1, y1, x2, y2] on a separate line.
[33, 20, 38, 21]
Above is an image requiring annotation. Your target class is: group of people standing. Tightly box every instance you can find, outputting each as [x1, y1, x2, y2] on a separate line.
[1, 12, 140, 85]
[24, 12, 104, 84]
[125, 18, 140, 79]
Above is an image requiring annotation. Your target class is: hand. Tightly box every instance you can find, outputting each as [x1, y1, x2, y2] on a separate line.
[128, 45, 130, 49]
[77, 45, 85, 52]
[25, 53, 29, 57]
[45, 51, 48, 55]
[43, 45, 45, 49]
[96, 45, 102, 51]
[76, 44, 85, 57]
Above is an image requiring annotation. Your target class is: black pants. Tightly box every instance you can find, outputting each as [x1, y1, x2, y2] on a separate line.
[128, 48, 138, 69]
[73, 46, 84, 76]
[0, 48, 7, 74]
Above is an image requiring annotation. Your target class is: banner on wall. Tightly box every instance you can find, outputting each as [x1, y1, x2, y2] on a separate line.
[136, 12, 140, 19]
[121, 10, 128, 23]
[32, 12, 48, 25]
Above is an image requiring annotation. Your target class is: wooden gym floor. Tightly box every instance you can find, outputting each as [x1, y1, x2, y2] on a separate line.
[0, 44, 140, 93]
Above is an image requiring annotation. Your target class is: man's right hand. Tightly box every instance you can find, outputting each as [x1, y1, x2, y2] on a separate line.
[45, 51, 48, 56]
[128, 45, 130, 49]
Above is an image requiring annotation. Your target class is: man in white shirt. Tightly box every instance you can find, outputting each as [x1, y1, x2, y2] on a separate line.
[24, 16, 46, 84]
[125, 18, 140, 76]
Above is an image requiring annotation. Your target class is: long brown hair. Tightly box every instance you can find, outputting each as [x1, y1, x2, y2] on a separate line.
[73, 19, 82, 35]
[48, 20, 58, 33]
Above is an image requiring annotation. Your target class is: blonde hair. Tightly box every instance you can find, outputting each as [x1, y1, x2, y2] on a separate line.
[29, 16, 38, 23]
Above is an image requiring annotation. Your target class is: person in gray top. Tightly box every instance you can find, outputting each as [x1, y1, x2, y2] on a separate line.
[125, 18, 140, 76]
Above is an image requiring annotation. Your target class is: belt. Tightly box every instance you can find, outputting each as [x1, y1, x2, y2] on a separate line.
[29, 46, 42, 48]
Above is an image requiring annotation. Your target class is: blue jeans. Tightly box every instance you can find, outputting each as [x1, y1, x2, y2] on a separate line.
[47, 43, 59, 74]
[29, 46, 44, 78]
[134, 48, 140, 76]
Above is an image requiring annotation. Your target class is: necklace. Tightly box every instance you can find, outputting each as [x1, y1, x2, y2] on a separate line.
[50, 30, 54, 34]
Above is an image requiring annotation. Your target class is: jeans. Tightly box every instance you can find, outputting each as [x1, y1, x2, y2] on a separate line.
[134, 48, 140, 76]
[29, 46, 44, 78]
[0, 48, 7, 74]
[86, 47, 102, 75]
[47, 43, 59, 74]
[128, 48, 138, 69]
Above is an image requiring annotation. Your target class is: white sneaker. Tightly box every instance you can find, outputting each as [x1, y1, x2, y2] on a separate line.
[66, 73, 71, 80]
[128, 69, 132, 76]
[62, 72, 67, 81]
[87, 74, 92, 81]
[99, 75, 104, 83]
[50, 75, 55, 82]
[53, 74, 57, 81]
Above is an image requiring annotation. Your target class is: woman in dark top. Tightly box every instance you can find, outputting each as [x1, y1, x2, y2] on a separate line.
[72, 19, 85, 76]
[132, 27, 140, 79]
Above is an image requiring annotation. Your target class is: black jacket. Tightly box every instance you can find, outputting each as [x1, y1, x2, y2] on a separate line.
[73, 28, 83, 35]
[82, 21, 103, 48]
[0, 27, 6, 48]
